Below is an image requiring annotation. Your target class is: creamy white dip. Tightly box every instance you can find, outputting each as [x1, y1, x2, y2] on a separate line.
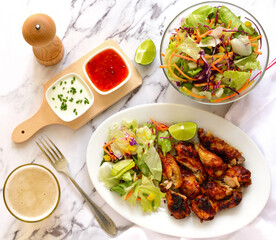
[46, 73, 94, 122]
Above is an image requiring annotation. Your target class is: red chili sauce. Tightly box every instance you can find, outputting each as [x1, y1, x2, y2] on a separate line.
[85, 49, 129, 92]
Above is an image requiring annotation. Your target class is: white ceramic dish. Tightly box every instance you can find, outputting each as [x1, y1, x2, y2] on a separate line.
[86, 103, 270, 238]
[83, 46, 131, 95]
[46, 73, 94, 122]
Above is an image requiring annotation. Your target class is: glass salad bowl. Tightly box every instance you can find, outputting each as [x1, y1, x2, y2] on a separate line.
[160, 1, 269, 105]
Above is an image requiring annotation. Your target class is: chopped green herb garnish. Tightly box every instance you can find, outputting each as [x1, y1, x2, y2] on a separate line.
[73, 76, 76, 80]
[76, 99, 83, 104]
[73, 108, 76, 113]
[69, 97, 74, 102]
[84, 97, 89, 104]
[62, 87, 65, 90]
[60, 102, 67, 111]
[80, 89, 83, 93]
[52, 97, 55, 101]
[64, 81, 67, 84]
[52, 86, 56, 90]
[60, 81, 63, 86]
[70, 87, 77, 95]
[58, 94, 63, 101]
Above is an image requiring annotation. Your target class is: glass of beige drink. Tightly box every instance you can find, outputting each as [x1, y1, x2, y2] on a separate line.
[3, 164, 60, 222]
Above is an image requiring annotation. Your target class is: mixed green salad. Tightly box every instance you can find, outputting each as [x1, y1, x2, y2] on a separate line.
[161, 5, 263, 102]
[99, 119, 182, 212]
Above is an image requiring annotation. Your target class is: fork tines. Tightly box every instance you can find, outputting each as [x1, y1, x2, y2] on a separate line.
[36, 136, 63, 165]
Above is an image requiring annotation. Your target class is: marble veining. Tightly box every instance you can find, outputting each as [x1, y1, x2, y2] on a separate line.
[1, 0, 275, 239]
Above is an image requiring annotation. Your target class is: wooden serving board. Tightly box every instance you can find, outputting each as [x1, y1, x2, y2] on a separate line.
[12, 39, 142, 143]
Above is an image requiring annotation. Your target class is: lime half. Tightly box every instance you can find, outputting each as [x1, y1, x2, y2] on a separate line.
[135, 39, 156, 65]
[169, 122, 197, 141]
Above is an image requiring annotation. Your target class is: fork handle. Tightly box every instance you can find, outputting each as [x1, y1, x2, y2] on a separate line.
[65, 171, 117, 236]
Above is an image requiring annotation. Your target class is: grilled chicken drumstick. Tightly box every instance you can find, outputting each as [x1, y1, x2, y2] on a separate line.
[159, 151, 183, 189]
[201, 181, 233, 201]
[175, 142, 207, 184]
[198, 128, 245, 165]
[223, 166, 252, 188]
[179, 167, 201, 199]
[195, 144, 228, 178]
[163, 188, 191, 219]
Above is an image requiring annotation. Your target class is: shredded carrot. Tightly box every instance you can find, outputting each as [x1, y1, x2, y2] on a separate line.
[196, 28, 202, 43]
[161, 52, 165, 57]
[249, 35, 262, 41]
[103, 140, 115, 148]
[167, 50, 189, 82]
[194, 83, 209, 87]
[227, 20, 232, 29]
[150, 118, 169, 131]
[103, 148, 114, 159]
[254, 51, 262, 55]
[173, 63, 197, 81]
[136, 198, 141, 201]
[205, 52, 233, 59]
[182, 86, 206, 99]
[159, 65, 168, 68]
[200, 30, 213, 38]
[208, 19, 215, 28]
[251, 43, 259, 51]
[211, 65, 224, 74]
[194, 83, 225, 88]
[125, 189, 134, 200]
[172, 53, 200, 63]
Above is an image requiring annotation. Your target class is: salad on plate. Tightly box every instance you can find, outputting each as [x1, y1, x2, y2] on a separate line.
[160, 5, 263, 102]
[99, 119, 167, 212]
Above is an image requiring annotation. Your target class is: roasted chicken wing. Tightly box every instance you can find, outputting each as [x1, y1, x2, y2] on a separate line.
[216, 191, 242, 211]
[175, 142, 207, 184]
[190, 195, 217, 222]
[179, 168, 201, 199]
[195, 144, 228, 178]
[201, 181, 232, 200]
[198, 128, 245, 165]
[159, 151, 183, 189]
[223, 166, 251, 188]
[164, 189, 190, 219]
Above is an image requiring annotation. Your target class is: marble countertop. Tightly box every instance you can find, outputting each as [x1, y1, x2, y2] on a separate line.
[0, 0, 275, 239]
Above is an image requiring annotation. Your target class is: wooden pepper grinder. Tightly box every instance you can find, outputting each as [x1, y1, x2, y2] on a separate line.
[22, 13, 64, 66]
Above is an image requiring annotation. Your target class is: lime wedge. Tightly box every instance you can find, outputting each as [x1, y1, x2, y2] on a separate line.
[135, 39, 156, 65]
[168, 122, 197, 141]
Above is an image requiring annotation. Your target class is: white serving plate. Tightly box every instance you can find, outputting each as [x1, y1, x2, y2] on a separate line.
[86, 103, 270, 238]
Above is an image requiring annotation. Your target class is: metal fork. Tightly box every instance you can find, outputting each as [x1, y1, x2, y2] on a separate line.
[36, 136, 117, 236]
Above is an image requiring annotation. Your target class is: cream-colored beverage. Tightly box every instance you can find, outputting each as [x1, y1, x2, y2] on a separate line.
[3, 164, 60, 222]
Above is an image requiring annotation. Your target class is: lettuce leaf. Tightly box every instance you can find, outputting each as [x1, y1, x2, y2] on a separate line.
[110, 181, 133, 196]
[122, 119, 138, 132]
[185, 5, 216, 31]
[136, 126, 155, 149]
[133, 155, 150, 176]
[124, 175, 165, 212]
[98, 162, 119, 187]
[139, 146, 162, 181]
[234, 53, 261, 70]
[219, 6, 254, 35]
[176, 36, 201, 60]
[223, 70, 251, 90]
[110, 159, 135, 179]
[157, 131, 172, 156]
